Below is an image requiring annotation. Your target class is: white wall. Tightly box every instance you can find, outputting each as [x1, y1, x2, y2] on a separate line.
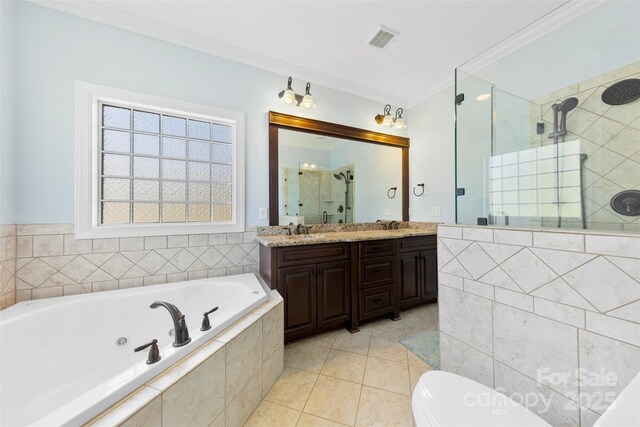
[407, 85, 456, 224]
[0, 1, 15, 225]
[2, 1, 406, 227]
[472, 0, 640, 102]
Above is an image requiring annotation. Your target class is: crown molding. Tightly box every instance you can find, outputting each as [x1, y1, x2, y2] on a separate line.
[28, 0, 408, 108]
[460, 0, 606, 75]
[28, 0, 608, 112]
[408, 0, 607, 108]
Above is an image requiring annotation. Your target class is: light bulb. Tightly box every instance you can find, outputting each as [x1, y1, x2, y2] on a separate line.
[382, 114, 393, 126]
[301, 94, 315, 109]
[303, 163, 309, 167]
[394, 117, 406, 129]
[282, 89, 296, 104]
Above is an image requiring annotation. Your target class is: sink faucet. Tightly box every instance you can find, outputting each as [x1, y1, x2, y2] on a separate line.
[376, 219, 389, 230]
[295, 224, 312, 235]
[150, 301, 191, 347]
[389, 221, 399, 230]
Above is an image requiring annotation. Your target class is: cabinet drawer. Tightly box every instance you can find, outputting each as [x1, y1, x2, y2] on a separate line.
[278, 243, 349, 267]
[399, 236, 436, 252]
[359, 257, 394, 289]
[359, 240, 395, 259]
[359, 286, 394, 320]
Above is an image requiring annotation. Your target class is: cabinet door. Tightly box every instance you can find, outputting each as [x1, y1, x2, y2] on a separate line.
[317, 261, 350, 328]
[421, 249, 438, 300]
[398, 251, 421, 308]
[278, 265, 317, 338]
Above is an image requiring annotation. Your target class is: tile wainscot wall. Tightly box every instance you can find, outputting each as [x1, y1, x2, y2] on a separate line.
[0, 225, 17, 309]
[13, 224, 259, 303]
[437, 224, 640, 427]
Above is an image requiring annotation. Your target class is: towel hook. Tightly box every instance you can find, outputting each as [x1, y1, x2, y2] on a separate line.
[387, 187, 397, 199]
[413, 183, 425, 197]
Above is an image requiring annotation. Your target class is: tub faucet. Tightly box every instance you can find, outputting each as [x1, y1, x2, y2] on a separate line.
[150, 301, 191, 347]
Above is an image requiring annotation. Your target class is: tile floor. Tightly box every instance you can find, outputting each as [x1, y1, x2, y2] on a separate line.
[244, 303, 439, 427]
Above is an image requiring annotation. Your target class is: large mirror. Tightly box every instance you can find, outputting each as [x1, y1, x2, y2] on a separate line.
[268, 112, 409, 226]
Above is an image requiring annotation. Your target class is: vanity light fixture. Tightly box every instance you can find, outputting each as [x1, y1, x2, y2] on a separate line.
[375, 104, 407, 129]
[279, 77, 316, 109]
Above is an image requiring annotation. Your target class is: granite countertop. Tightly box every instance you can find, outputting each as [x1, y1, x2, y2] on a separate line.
[257, 227, 438, 247]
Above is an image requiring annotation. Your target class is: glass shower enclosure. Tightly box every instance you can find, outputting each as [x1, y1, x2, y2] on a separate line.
[454, 1, 640, 234]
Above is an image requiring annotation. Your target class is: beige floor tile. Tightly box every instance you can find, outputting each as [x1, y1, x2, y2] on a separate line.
[363, 357, 410, 396]
[368, 336, 408, 363]
[284, 343, 297, 360]
[244, 401, 301, 427]
[265, 367, 318, 411]
[333, 329, 371, 356]
[402, 305, 438, 331]
[296, 413, 349, 427]
[303, 376, 362, 426]
[321, 349, 367, 383]
[369, 319, 406, 341]
[299, 330, 340, 348]
[408, 364, 431, 393]
[286, 342, 331, 373]
[406, 351, 431, 369]
[355, 386, 413, 427]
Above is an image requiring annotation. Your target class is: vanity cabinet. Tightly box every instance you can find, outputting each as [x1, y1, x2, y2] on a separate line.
[398, 237, 438, 309]
[260, 236, 437, 342]
[357, 240, 397, 322]
[263, 243, 350, 342]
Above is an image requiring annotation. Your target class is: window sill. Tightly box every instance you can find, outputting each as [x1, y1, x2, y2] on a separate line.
[75, 223, 245, 240]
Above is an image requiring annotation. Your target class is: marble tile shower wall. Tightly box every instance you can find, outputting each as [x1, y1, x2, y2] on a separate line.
[437, 224, 640, 427]
[532, 60, 640, 232]
[14, 224, 259, 302]
[0, 225, 17, 309]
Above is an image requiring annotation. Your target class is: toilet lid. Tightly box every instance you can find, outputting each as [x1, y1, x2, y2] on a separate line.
[412, 371, 550, 427]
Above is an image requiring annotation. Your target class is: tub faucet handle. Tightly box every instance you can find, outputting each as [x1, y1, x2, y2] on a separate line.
[134, 339, 161, 364]
[201, 306, 219, 331]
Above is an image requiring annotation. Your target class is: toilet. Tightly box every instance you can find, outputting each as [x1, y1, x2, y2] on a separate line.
[412, 370, 640, 427]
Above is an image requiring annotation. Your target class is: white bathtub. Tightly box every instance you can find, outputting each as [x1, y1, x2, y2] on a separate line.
[0, 273, 268, 426]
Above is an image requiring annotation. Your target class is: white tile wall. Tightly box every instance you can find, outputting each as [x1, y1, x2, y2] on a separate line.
[438, 224, 640, 425]
[11, 224, 259, 302]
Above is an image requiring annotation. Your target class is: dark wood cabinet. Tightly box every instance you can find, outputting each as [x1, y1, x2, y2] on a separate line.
[260, 235, 437, 342]
[398, 251, 421, 307]
[317, 261, 350, 328]
[398, 237, 438, 310]
[264, 243, 350, 342]
[278, 265, 316, 337]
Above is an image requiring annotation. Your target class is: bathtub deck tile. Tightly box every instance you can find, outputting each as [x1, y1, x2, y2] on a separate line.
[88, 386, 160, 427]
[147, 341, 225, 392]
[162, 348, 226, 427]
[214, 313, 262, 344]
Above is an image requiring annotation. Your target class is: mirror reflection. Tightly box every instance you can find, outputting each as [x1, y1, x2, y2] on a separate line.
[278, 129, 402, 225]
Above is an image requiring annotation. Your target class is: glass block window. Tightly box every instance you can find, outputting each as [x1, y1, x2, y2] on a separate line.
[99, 103, 234, 225]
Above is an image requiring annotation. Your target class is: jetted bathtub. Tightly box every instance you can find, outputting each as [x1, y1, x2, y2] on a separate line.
[0, 273, 268, 426]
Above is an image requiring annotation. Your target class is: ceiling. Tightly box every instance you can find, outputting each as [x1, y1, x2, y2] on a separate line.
[32, 0, 575, 106]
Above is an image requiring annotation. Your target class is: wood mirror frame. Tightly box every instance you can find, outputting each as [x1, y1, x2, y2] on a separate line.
[268, 111, 410, 226]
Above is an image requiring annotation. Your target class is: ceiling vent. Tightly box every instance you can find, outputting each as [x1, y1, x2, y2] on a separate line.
[367, 25, 399, 49]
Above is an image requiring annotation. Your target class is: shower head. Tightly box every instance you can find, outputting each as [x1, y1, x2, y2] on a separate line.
[558, 97, 579, 113]
[334, 172, 345, 180]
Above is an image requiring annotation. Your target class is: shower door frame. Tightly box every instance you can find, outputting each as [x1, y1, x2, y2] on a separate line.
[268, 111, 410, 226]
